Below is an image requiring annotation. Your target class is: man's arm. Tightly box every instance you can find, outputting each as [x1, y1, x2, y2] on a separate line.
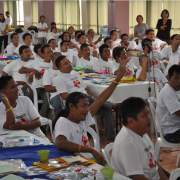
[137, 56, 148, 81]
[55, 135, 105, 164]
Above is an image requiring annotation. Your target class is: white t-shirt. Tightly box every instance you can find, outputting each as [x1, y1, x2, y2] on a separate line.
[0, 96, 42, 137]
[136, 67, 167, 88]
[43, 68, 59, 87]
[5, 16, 12, 26]
[61, 49, 76, 64]
[3, 59, 33, 83]
[111, 126, 159, 180]
[4, 43, 19, 56]
[0, 21, 7, 36]
[137, 38, 166, 53]
[25, 60, 53, 88]
[75, 56, 98, 70]
[164, 47, 180, 75]
[14, 44, 34, 55]
[51, 71, 86, 99]
[156, 84, 180, 134]
[120, 41, 138, 50]
[54, 112, 95, 146]
[112, 39, 121, 48]
[93, 58, 113, 74]
[37, 22, 48, 38]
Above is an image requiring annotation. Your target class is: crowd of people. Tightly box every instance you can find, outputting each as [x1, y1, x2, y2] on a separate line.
[0, 8, 180, 180]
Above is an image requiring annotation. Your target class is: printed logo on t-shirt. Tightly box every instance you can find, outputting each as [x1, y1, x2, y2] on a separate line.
[16, 114, 29, 124]
[73, 80, 81, 88]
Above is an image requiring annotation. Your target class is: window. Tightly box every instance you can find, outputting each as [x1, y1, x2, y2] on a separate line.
[129, 0, 147, 35]
[55, 0, 81, 30]
[16, 0, 24, 25]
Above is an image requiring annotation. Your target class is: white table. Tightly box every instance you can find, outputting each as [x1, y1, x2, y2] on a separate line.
[84, 80, 156, 104]
[0, 129, 52, 147]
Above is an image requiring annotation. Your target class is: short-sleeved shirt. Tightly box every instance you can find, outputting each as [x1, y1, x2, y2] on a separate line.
[37, 22, 48, 38]
[156, 83, 180, 134]
[25, 60, 53, 88]
[51, 71, 86, 99]
[0, 21, 7, 36]
[3, 59, 33, 83]
[111, 126, 159, 180]
[134, 23, 149, 39]
[5, 43, 19, 56]
[54, 112, 95, 146]
[0, 96, 41, 136]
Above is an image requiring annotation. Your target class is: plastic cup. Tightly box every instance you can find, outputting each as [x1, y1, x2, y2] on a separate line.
[37, 150, 50, 163]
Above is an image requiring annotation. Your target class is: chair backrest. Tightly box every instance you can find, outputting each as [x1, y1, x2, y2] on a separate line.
[169, 168, 180, 180]
[102, 142, 114, 166]
[147, 97, 159, 138]
[87, 126, 100, 152]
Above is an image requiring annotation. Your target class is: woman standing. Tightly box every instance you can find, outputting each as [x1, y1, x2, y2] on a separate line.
[0, 13, 8, 53]
[134, 15, 149, 40]
[156, 9, 172, 43]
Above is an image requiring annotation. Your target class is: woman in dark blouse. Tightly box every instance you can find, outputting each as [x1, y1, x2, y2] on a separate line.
[156, 9, 172, 43]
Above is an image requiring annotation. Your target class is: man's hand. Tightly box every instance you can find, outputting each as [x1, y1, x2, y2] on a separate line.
[89, 148, 106, 165]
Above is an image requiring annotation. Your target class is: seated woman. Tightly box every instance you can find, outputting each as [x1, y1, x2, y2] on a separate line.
[53, 62, 127, 164]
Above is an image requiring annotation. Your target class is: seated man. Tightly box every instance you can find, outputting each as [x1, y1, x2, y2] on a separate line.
[136, 38, 167, 89]
[76, 43, 98, 70]
[5, 32, 19, 56]
[0, 75, 47, 138]
[111, 97, 168, 180]
[156, 65, 180, 143]
[54, 63, 127, 164]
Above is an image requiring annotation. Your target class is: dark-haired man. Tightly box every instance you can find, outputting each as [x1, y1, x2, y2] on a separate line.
[2, 45, 35, 85]
[0, 76, 47, 138]
[111, 97, 168, 180]
[5, 32, 19, 55]
[156, 65, 180, 143]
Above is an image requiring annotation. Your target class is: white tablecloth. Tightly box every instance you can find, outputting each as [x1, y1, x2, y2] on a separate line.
[0, 129, 51, 147]
[84, 80, 156, 104]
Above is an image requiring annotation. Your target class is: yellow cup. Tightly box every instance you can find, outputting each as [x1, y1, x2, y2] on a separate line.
[37, 150, 50, 163]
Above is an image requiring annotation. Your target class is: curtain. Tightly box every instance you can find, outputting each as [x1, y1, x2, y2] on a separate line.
[86, 0, 108, 33]
[32, 0, 38, 25]
[129, 0, 147, 35]
[55, 0, 80, 30]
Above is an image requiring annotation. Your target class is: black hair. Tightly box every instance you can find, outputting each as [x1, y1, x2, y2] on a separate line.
[19, 45, 29, 55]
[110, 29, 117, 36]
[136, 15, 143, 20]
[60, 40, 70, 47]
[0, 13, 5, 23]
[53, 92, 88, 129]
[145, 29, 154, 35]
[34, 44, 42, 54]
[161, 9, 169, 18]
[10, 32, 18, 40]
[120, 33, 128, 39]
[22, 33, 32, 40]
[168, 65, 180, 79]
[55, 55, 66, 68]
[80, 43, 89, 51]
[51, 22, 56, 26]
[0, 76, 13, 90]
[112, 46, 125, 60]
[104, 36, 111, 44]
[60, 31, 71, 41]
[41, 44, 50, 54]
[77, 33, 85, 41]
[141, 38, 152, 51]
[121, 97, 147, 126]
[170, 34, 179, 40]
[48, 38, 56, 44]
[99, 44, 109, 57]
